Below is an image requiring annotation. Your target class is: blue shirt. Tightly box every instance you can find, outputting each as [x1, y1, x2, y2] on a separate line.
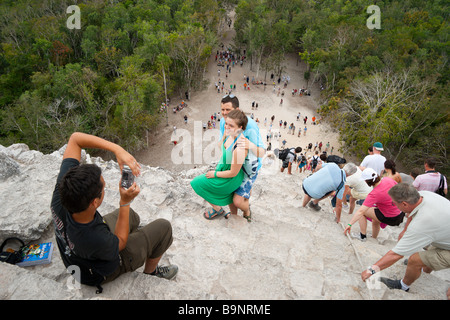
[220, 116, 266, 177]
[302, 163, 346, 199]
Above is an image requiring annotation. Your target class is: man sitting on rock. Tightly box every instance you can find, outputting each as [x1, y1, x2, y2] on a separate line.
[51, 132, 177, 293]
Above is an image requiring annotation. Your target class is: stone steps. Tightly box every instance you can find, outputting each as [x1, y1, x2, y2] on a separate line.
[1, 144, 449, 300]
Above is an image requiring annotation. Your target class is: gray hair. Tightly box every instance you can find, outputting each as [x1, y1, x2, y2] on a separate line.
[388, 183, 421, 204]
[343, 162, 357, 177]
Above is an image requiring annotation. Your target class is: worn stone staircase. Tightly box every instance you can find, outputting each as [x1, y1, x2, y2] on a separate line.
[1, 143, 449, 300]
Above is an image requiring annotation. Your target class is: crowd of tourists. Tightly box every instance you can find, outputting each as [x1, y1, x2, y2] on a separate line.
[300, 141, 449, 297]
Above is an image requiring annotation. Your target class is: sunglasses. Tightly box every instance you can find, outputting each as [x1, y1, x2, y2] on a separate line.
[222, 94, 235, 99]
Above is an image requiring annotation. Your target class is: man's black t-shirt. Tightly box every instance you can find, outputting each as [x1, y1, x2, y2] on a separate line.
[51, 158, 119, 281]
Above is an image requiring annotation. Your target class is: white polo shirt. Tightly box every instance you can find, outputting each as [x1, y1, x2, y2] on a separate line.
[360, 154, 386, 176]
[392, 191, 450, 257]
[345, 167, 373, 196]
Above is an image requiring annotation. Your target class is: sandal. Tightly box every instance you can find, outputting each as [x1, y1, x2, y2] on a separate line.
[243, 208, 252, 223]
[224, 212, 231, 219]
[203, 207, 225, 220]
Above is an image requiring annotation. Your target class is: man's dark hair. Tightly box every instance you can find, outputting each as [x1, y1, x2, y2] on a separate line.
[295, 147, 302, 153]
[424, 157, 436, 169]
[221, 95, 239, 109]
[59, 164, 103, 213]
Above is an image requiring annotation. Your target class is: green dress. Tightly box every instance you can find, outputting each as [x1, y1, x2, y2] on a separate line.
[190, 136, 244, 206]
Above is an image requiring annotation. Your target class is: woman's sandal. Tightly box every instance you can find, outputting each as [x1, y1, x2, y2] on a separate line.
[243, 208, 252, 223]
[224, 212, 231, 219]
[203, 207, 225, 220]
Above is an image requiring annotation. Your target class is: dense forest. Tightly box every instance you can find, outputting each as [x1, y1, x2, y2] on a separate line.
[232, 0, 449, 175]
[0, 0, 449, 175]
[0, 0, 230, 152]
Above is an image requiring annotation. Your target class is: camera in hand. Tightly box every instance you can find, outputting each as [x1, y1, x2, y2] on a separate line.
[121, 165, 134, 189]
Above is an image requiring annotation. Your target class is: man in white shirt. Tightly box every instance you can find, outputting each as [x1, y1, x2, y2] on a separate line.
[359, 183, 450, 297]
[342, 163, 373, 215]
[359, 142, 386, 176]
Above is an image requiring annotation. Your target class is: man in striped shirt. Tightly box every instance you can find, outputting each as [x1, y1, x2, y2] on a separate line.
[413, 157, 447, 196]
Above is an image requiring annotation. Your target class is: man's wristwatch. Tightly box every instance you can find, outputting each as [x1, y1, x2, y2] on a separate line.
[368, 266, 376, 275]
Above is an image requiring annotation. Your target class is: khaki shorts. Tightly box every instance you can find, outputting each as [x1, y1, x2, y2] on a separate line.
[350, 189, 369, 200]
[419, 247, 450, 271]
[102, 208, 173, 283]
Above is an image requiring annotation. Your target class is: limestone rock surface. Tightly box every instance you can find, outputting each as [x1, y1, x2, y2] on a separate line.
[0, 144, 449, 300]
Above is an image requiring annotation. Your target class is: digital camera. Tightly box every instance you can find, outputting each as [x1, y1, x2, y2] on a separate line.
[121, 165, 134, 189]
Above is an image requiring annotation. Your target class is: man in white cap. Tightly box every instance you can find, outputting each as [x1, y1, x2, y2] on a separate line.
[359, 142, 386, 176]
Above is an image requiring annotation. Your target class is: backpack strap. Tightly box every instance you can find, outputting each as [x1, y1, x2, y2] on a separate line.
[330, 171, 345, 208]
[231, 133, 255, 178]
[437, 174, 446, 197]
[439, 174, 444, 186]
[336, 170, 345, 195]
[230, 132, 243, 151]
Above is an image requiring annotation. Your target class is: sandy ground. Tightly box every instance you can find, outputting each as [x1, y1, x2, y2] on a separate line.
[135, 10, 342, 171]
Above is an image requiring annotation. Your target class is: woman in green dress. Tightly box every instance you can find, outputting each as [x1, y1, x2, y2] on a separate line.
[191, 109, 248, 219]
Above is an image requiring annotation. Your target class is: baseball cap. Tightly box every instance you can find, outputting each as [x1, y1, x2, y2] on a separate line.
[360, 167, 378, 182]
[373, 142, 384, 151]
